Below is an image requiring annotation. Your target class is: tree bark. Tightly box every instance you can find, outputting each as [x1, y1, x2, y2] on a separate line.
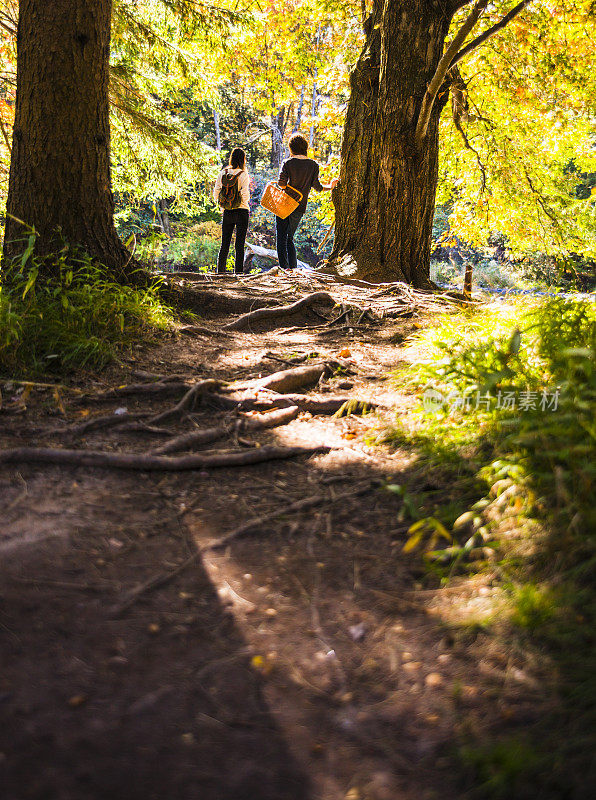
[308, 75, 318, 149]
[329, 0, 455, 287]
[293, 86, 305, 133]
[213, 108, 221, 151]
[157, 198, 172, 238]
[270, 107, 286, 169]
[3, 0, 131, 279]
[308, 23, 322, 148]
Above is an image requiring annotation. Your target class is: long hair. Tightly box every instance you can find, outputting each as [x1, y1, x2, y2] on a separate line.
[229, 147, 246, 170]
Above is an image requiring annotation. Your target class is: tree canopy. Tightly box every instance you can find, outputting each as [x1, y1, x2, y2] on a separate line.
[0, 0, 594, 274]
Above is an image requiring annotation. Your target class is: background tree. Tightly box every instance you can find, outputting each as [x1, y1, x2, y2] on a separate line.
[329, 0, 535, 287]
[438, 0, 596, 267]
[3, 0, 132, 276]
[0, 0, 593, 283]
[1, 0, 237, 278]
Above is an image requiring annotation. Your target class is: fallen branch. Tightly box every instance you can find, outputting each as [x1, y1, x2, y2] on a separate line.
[205, 481, 377, 551]
[244, 242, 311, 271]
[9, 576, 112, 593]
[0, 444, 330, 472]
[151, 405, 300, 455]
[109, 480, 376, 617]
[223, 291, 335, 331]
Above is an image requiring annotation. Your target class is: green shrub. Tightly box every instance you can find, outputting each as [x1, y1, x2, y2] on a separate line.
[511, 584, 556, 630]
[385, 296, 596, 794]
[459, 737, 542, 798]
[164, 234, 221, 271]
[0, 234, 173, 375]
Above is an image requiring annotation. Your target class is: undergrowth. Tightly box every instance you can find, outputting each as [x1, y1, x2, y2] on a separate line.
[385, 296, 596, 797]
[0, 233, 173, 375]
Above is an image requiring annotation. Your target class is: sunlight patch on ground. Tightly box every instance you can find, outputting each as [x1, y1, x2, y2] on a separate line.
[424, 579, 505, 627]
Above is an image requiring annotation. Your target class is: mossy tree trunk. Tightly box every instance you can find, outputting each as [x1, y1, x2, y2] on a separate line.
[329, 0, 457, 287]
[3, 0, 131, 279]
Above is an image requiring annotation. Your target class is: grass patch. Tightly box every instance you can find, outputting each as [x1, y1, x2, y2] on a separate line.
[383, 296, 596, 796]
[510, 583, 557, 630]
[459, 737, 543, 798]
[0, 236, 174, 375]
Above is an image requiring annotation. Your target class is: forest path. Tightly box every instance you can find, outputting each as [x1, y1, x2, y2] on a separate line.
[0, 275, 530, 800]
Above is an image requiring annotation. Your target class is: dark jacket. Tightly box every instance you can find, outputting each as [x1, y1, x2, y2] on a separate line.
[278, 157, 323, 214]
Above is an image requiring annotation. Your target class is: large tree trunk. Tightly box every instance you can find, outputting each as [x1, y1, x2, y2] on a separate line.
[329, 0, 454, 287]
[3, 0, 131, 279]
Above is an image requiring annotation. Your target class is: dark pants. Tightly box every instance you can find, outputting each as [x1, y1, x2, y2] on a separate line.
[218, 208, 249, 274]
[275, 208, 304, 269]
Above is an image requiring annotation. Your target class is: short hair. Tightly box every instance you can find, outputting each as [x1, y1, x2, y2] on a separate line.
[229, 147, 246, 170]
[288, 133, 308, 156]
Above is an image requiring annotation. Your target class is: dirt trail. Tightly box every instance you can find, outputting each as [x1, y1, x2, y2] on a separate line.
[0, 277, 538, 800]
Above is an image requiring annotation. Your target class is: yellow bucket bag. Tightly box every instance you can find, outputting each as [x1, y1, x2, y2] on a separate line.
[260, 182, 303, 219]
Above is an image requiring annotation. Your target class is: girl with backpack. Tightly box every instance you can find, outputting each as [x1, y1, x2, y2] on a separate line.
[213, 147, 250, 274]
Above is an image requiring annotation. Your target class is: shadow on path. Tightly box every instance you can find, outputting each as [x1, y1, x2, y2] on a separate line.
[0, 471, 311, 800]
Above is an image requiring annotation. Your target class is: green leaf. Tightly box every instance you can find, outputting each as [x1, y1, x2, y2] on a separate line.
[509, 328, 522, 355]
[22, 266, 39, 299]
[20, 234, 37, 270]
[403, 528, 424, 553]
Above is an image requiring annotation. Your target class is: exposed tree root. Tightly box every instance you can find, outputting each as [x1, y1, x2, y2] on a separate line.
[129, 370, 167, 381]
[148, 379, 221, 425]
[177, 324, 233, 338]
[160, 281, 283, 317]
[235, 363, 328, 393]
[69, 379, 220, 435]
[81, 381, 191, 402]
[262, 352, 309, 367]
[223, 291, 335, 331]
[68, 411, 150, 436]
[0, 444, 330, 471]
[109, 552, 202, 617]
[117, 422, 174, 436]
[205, 480, 377, 551]
[231, 394, 375, 415]
[151, 406, 300, 456]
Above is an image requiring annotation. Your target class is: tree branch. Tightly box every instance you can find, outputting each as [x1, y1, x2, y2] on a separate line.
[415, 0, 489, 145]
[449, 0, 533, 70]
[450, 67, 487, 194]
